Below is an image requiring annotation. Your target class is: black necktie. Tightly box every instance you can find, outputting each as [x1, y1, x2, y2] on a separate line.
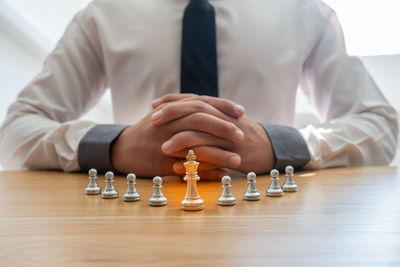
[180, 0, 219, 97]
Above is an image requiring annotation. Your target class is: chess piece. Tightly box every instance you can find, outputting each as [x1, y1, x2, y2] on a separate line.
[181, 150, 204, 211]
[85, 168, 101, 195]
[123, 173, 141, 201]
[102, 171, 118, 199]
[243, 172, 261, 201]
[267, 169, 283, 197]
[218, 176, 236, 206]
[149, 176, 167, 206]
[283, 166, 298, 192]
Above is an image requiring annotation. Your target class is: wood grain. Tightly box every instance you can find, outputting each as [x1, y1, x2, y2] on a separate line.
[0, 167, 399, 266]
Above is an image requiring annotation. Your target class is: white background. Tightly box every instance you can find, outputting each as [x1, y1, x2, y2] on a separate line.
[1, 0, 399, 165]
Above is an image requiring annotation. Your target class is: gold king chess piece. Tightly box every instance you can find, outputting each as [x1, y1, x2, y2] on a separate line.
[181, 150, 204, 211]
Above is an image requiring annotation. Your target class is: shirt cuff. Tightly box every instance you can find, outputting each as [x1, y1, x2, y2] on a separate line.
[259, 123, 310, 171]
[78, 124, 129, 173]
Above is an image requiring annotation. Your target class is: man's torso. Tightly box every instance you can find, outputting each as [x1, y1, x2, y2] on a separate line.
[78, 0, 328, 124]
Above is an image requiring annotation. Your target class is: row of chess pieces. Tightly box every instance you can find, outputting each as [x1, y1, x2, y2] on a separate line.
[84, 166, 298, 207]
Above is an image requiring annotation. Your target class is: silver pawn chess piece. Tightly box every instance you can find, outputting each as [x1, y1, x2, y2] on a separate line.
[149, 176, 167, 206]
[181, 150, 204, 211]
[283, 166, 298, 192]
[243, 172, 261, 201]
[267, 169, 283, 197]
[218, 176, 236, 206]
[123, 173, 140, 201]
[85, 168, 101, 195]
[102, 171, 118, 199]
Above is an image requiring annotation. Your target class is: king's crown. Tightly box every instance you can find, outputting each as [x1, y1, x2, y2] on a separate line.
[184, 150, 199, 174]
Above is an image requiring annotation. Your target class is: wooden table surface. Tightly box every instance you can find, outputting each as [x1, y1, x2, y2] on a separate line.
[0, 167, 399, 266]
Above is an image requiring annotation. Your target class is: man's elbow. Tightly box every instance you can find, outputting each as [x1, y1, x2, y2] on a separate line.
[380, 107, 398, 165]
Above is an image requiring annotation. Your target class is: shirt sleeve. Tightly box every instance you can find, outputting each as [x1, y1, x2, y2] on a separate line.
[299, 5, 398, 169]
[0, 7, 107, 172]
[78, 124, 128, 173]
[259, 123, 310, 171]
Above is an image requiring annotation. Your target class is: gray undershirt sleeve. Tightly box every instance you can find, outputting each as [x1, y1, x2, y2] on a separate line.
[259, 123, 310, 171]
[78, 124, 128, 173]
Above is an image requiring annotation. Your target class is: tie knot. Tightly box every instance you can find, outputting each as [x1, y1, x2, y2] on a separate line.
[190, 0, 209, 6]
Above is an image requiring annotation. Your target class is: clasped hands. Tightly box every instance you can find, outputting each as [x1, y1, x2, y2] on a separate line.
[111, 94, 274, 180]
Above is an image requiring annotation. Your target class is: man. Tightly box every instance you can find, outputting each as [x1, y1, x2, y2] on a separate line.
[0, 0, 397, 179]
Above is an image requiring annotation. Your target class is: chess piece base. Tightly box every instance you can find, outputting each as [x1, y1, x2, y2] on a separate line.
[218, 197, 236, 206]
[244, 192, 261, 201]
[123, 193, 141, 202]
[149, 197, 167, 206]
[267, 190, 283, 197]
[283, 185, 298, 192]
[85, 187, 101, 195]
[102, 191, 118, 199]
[181, 199, 204, 211]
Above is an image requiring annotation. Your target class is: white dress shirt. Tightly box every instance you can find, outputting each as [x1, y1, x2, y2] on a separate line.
[0, 0, 397, 171]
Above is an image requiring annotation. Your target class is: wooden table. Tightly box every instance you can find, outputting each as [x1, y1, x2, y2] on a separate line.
[0, 167, 399, 266]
